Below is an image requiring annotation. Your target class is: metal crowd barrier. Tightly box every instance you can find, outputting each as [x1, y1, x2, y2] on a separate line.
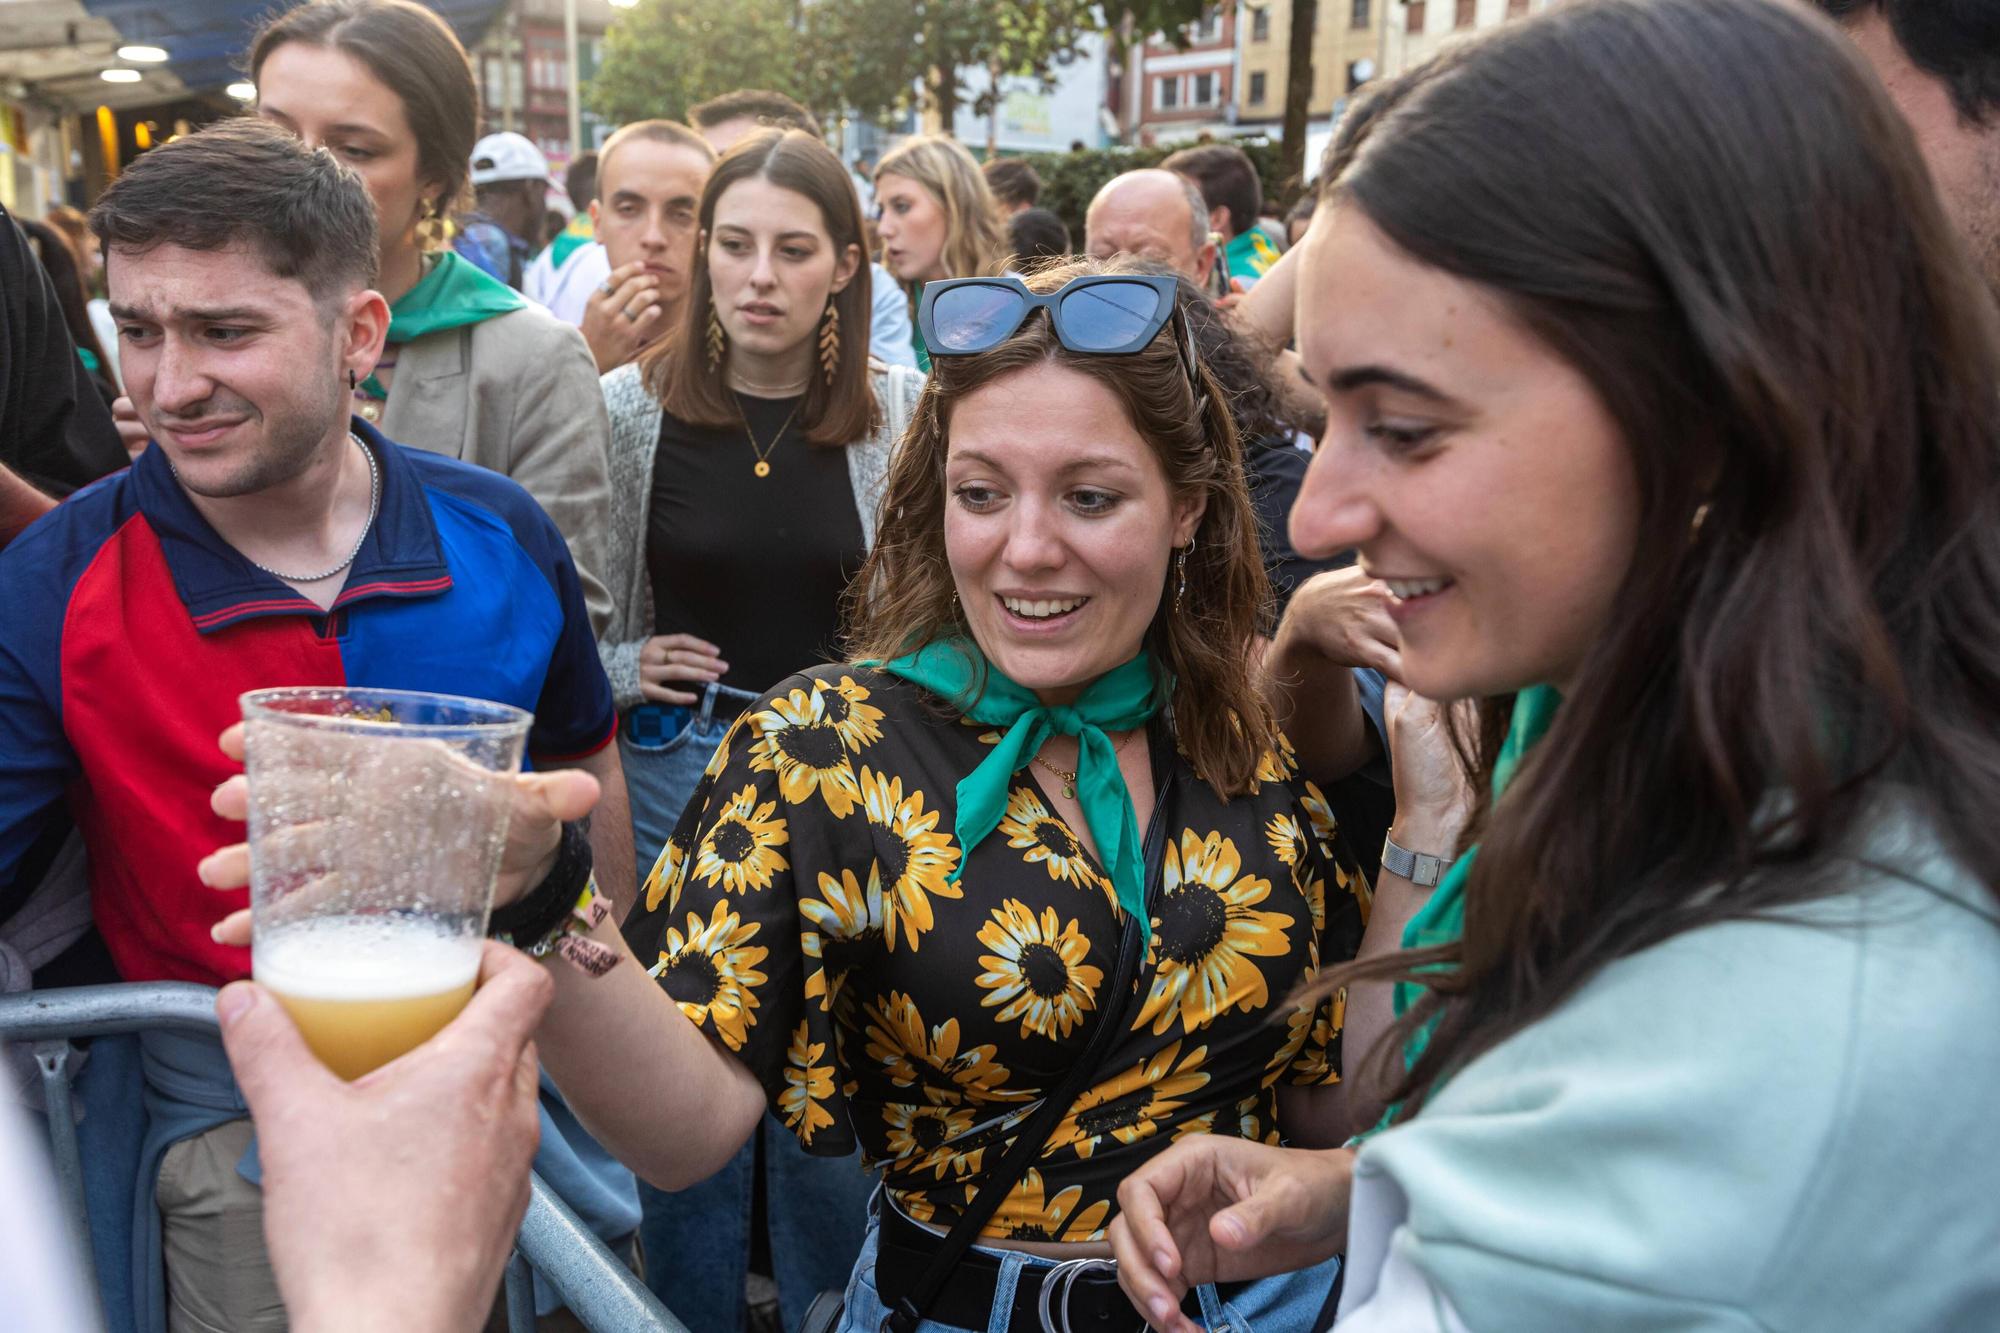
[0, 982, 686, 1333]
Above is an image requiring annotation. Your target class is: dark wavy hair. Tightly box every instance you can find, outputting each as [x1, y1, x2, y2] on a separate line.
[845, 257, 1279, 796]
[1303, 0, 2000, 1117]
[1813, 0, 2000, 121]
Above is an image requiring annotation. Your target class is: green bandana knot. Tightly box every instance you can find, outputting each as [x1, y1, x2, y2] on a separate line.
[871, 640, 1162, 919]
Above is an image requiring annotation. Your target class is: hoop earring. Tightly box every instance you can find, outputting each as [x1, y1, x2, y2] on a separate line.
[706, 303, 727, 373]
[818, 298, 841, 385]
[1173, 536, 1196, 612]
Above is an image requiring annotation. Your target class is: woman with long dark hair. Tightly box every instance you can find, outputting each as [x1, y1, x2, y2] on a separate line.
[1111, 0, 2000, 1327]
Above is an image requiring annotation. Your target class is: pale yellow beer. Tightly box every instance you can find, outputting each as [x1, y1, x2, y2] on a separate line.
[254, 915, 482, 1081]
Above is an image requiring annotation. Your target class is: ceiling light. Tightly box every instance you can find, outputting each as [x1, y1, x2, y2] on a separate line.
[226, 81, 256, 100]
[100, 69, 142, 83]
[117, 44, 169, 63]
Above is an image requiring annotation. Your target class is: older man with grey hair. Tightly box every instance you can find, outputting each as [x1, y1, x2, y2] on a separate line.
[1084, 167, 1220, 288]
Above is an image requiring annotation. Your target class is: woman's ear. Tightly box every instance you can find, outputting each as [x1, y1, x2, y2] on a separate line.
[829, 241, 862, 295]
[1172, 492, 1209, 547]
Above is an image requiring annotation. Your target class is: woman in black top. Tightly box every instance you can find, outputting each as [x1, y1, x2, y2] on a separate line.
[594, 127, 921, 1331]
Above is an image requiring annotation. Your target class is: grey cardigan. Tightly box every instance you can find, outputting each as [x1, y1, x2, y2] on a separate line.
[596, 360, 924, 711]
[379, 303, 615, 634]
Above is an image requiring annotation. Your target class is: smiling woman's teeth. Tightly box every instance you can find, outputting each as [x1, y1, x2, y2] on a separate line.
[1002, 596, 1089, 619]
[1384, 577, 1453, 599]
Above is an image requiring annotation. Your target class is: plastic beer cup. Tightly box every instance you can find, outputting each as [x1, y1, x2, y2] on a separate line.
[240, 687, 532, 1080]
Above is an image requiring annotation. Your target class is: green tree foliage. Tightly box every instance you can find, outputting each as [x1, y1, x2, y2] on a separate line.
[586, 0, 810, 127]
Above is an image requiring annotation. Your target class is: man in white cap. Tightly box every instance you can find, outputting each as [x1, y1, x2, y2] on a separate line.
[458, 130, 552, 290]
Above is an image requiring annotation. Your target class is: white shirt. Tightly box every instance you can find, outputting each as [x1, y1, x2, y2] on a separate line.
[525, 240, 610, 328]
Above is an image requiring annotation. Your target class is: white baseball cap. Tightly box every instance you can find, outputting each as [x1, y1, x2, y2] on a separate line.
[470, 132, 549, 186]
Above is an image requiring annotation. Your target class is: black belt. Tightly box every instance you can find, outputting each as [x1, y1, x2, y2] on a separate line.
[876, 1202, 1241, 1332]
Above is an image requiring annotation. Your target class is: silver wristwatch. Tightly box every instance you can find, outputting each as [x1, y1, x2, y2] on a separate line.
[1381, 834, 1453, 888]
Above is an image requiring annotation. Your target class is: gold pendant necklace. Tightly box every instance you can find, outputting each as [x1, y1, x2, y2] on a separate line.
[1032, 729, 1136, 800]
[734, 392, 802, 478]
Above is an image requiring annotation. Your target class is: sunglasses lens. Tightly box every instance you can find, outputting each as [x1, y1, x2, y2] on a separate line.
[1057, 281, 1165, 351]
[930, 285, 1027, 353]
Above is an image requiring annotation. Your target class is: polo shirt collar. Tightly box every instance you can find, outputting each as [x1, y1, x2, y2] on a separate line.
[133, 416, 454, 635]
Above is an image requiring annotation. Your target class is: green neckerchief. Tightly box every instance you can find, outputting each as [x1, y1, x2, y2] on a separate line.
[361, 251, 527, 398]
[908, 281, 932, 372]
[871, 639, 1160, 919]
[1355, 683, 1563, 1141]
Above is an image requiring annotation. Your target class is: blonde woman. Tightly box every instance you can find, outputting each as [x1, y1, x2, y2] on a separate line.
[873, 136, 1007, 369]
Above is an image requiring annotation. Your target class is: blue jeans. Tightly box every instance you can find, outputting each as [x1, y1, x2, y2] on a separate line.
[837, 1194, 1341, 1333]
[622, 683, 878, 1331]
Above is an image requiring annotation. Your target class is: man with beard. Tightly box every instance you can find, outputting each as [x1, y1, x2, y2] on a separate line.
[0, 119, 631, 1332]
[1815, 0, 1999, 294]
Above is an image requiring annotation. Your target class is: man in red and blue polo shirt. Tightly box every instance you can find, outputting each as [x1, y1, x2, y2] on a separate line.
[0, 121, 635, 1331]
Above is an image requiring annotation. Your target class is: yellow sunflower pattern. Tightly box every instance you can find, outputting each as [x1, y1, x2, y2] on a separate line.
[779, 1021, 837, 1144]
[692, 784, 790, 895]
[859, 766, 962, 950]
[650, 899, 768, 1052]
[629, 668, 1365, 1240]
[991, 1168, 1112, 1243]
[1134, 830, 1295, 1036]
[799, 863, 888, 1014]
[999, 786, 1112, 902]
[974, 900, 1103, 1041]
[748, 680, 872, 817]
[1046, 1040, 1211, 1159]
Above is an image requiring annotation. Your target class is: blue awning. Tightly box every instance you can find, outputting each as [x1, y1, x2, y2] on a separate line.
[76, 0, 508, 97]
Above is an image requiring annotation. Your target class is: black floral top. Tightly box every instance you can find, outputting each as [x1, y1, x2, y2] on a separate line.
[625, 664, 1369, 1241]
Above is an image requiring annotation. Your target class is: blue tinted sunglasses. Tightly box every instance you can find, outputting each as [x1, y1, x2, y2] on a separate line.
[917, 274, 1208, 410]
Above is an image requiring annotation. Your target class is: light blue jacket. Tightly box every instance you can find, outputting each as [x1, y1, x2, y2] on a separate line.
[1338, 794, 2000, 1331]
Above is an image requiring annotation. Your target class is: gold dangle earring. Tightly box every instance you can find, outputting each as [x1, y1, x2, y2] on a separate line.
[1173, 537, 1196, 612]
[706, 302, 727, 373]
[818, 298, 841, 385]
[413, 198, 446, 249]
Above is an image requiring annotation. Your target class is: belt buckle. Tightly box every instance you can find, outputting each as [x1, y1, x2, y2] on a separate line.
[1035, 1257, 1121, 1333]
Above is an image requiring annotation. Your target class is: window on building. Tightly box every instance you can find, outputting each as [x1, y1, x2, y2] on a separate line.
[1193, 72, 1217, 106]
[1351, 0, 1372, 27]
[1185, 8, 1223, 43]
[1249, 70, 1268, 104]
[1455, 0, 1475, 28]
[1156, 76, 1180, 110]
[1252, 7, 1270, 41]
[1407, 2, 1428, 33]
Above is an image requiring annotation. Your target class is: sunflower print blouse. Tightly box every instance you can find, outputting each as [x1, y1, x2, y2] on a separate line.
[625, 664, 1369, 1242]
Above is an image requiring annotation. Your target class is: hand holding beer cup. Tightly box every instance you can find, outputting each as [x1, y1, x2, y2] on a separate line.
[230, 688, 537, 1079]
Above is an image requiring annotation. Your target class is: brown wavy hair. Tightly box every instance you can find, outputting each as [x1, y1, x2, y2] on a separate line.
[1305, 0, 2000, 1117]
[641, 128, 877, 446]
[845, 258, 1279, 796]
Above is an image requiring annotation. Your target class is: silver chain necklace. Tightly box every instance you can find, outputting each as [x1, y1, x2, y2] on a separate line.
[244, 434, 380, 585]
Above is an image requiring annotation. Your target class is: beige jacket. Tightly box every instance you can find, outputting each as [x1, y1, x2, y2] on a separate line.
[379, 303, 614, 633]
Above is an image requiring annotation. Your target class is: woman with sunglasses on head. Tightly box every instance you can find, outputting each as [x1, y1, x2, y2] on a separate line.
[237, 0, 616, 635]
[873, 136, 1008, 371]
[1108, 1, 2000, 1329]
[595, 125, 924, 1331]
[478, 258, 1400, 1332]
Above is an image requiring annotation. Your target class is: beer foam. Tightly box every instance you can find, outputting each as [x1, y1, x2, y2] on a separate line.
[254, 915, 481, 1001]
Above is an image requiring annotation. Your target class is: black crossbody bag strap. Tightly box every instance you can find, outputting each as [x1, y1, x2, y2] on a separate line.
[884, 755, 1176, 1333]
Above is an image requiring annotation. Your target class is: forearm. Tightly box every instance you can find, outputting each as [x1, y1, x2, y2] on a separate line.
[575, 745, 635, 922]
[0, 464, 56, 549]
[1226, 239, 1301, 351]
[535, 918, 766, 1190]
[1264, 631, 1376, 784]
[1342, 806, 1466, 1124]
[1276, 1081, 1355, 1150]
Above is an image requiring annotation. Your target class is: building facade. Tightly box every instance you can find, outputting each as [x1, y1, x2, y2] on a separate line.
[1234, 0, 1387, 129]
[1385, 0, 1554, 76]
[1111, 6, 1242, 146]
[471, 0, 617, 168]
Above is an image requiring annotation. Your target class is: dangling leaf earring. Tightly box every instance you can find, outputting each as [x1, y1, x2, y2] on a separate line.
[818, 298, 841, 385]
[1174, 536, 1196, 612]
[706, 303, 727, 373]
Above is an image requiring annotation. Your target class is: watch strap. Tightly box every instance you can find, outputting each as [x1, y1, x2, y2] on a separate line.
[1381, 833, 1452, 888]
